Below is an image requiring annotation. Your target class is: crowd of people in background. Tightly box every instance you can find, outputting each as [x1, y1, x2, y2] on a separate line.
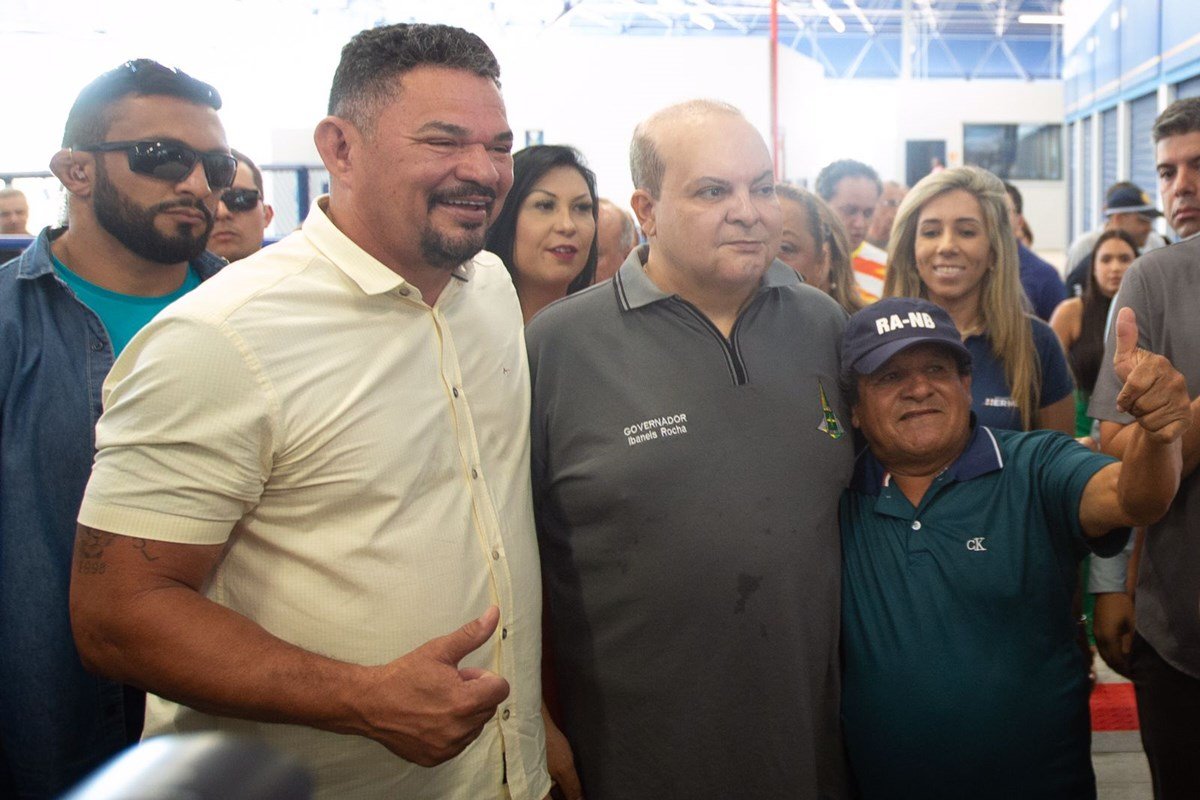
[3, 19, 1200, 800]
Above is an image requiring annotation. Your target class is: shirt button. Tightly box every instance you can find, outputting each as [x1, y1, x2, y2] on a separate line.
[502, 627, 508, 639]
[502, 709, 511, 721]
[90, 340, 104, 351]
[911, 520, 922, 531]
[452, 387, 460, 398]
[492, 549, 500, 561]
[398, 286, 411, 297]
[471, 468, 479, 479]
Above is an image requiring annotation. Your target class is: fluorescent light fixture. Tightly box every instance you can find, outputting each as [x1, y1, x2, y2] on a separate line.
[1017, 13, 1066, 24]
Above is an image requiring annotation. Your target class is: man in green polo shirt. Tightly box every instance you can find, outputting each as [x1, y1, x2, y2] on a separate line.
[839, 297, 1189, 800]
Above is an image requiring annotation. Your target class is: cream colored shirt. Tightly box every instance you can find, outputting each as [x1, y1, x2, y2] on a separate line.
[79, 198, 549, 800]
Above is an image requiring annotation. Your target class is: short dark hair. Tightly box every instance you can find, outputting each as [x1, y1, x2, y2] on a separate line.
[1153, 97, 1200, 143]
[485, 145, 598, 294]
[328, 23, 501, 135]
[231, 148, 264, 193]
[815, 159, 882, 202]
[1003, 181, 1023, 215]
[62, 59, 222, 148]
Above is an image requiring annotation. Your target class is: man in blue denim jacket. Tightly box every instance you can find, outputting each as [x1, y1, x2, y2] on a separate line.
[0, 60, 227, 798]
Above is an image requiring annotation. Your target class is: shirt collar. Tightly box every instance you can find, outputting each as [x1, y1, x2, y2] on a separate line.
[18, 227, 224, 282]
[300, 196, 474, 297]
[850, 416, 1003, 496]
[613, 244, 799, 311]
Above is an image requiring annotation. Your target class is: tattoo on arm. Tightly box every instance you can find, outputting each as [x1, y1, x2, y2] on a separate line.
[76, 528, 115, 575]
[76, 530, 160, 574]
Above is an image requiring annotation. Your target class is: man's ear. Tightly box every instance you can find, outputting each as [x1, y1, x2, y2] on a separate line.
[630, 188, 657, 239]
[314, 116, 359, 186]
[850, 403, 860, 430]
[50, 149, 93, 198]
[261, 203, 275, 229]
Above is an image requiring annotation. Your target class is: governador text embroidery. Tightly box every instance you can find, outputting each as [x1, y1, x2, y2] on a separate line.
[623, 413, 689, 446]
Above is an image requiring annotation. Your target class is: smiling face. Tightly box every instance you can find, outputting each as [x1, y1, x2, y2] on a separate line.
[345, 65, 514, 272]
[852, 343, 973, 474]
[778, 195, 830, 291]
[512, 164, 596, 294]
[637, 112, 781, 301]
[1092, 236, 1136, 298]
[913, 189, 992, 314]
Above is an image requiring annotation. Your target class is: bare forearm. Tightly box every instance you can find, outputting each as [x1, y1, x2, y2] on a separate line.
[1114, 427, 1182, 525]
[71, 533, 373, 737]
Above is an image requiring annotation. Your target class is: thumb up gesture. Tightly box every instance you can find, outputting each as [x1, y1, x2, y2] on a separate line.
[1113, 307, 1191, 443]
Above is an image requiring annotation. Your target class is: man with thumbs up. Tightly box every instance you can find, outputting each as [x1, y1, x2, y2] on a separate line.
[68, 23, 550, 800]
[839, 297, 1188, 799]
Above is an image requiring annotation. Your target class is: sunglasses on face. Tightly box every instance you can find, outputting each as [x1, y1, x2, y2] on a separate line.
[78, 141, 238, 189]
[221, 188, 262, 213]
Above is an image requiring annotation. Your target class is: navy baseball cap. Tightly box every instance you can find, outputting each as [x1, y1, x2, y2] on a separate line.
[1104, 185, 1162, 217]
[842, 297, 972, 376]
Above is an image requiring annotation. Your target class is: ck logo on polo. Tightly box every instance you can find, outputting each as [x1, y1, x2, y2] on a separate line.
[966, 537, 988, 552]
[816, 381, 844, 440]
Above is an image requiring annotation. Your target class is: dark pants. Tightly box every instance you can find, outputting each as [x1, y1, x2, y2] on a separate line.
[1130, 632, 1200, 799]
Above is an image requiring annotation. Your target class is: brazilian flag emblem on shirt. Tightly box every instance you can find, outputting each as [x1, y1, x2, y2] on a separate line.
[817, 381, 844, 439]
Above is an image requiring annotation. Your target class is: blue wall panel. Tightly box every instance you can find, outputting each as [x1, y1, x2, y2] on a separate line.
[1130, 92, 1159, 197]
[1082, 120, 1095, 229]
[1101, 107, 1119, 200]
[1162, 0, 1200, 76]
[1178, 74, 1200, 99]
[1094, 1, 1122, 102]
[1120, 0, 1162, 89]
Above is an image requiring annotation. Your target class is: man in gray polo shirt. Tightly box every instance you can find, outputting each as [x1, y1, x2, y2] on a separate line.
[1089, 96, 1200, 797]
[527, 100, 853, 799]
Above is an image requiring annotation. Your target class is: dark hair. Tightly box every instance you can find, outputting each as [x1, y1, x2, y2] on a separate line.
[1003, 181, 1023, 215]
[485, 145, 598, 294]
[1153, 97, 1200, 143]
[62, 59, 222, 148]
[231, 148, 264, 193]
[1071, 229, 1139, 393]
[815, 159, 882, 202]
[329, 23, 500, 135]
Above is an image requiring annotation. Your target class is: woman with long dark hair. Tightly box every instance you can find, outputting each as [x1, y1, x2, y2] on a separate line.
[485, 145, 597, 323]
[1050, 229, 1139, 440]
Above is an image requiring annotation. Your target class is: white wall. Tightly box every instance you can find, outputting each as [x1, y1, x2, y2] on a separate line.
[787, 79, 1068, 250]
[494, 33, 819, 212]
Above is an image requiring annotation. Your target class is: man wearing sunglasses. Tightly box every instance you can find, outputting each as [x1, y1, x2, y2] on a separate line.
[71, 23, 551, 800]
[0, 60, 226, 798]
[208, 149, 274, 263]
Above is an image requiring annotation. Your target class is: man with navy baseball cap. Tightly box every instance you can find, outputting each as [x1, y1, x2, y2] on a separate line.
[838, 297, 1190, 799]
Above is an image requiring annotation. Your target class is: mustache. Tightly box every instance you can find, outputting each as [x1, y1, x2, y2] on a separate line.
[153, 197, 214, 225]
[429, 183, 498, 208]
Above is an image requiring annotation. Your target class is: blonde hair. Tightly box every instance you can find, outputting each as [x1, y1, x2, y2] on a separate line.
[775, 183, 865, 313]
[883, 166, 1040, 430]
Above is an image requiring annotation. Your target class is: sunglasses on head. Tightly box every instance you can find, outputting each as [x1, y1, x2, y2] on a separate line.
[221, 188, 261, 213]
[78, 141, 238, 189]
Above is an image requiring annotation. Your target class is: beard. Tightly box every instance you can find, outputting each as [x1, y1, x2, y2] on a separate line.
[92, 163, 214, 264]
[419, 182, 497, 269]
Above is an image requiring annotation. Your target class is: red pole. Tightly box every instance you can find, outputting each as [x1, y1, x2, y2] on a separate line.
[770, 0, 780, 179]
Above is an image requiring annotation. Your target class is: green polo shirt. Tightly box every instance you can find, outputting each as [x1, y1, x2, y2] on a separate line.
[841, 426, 1122, 800]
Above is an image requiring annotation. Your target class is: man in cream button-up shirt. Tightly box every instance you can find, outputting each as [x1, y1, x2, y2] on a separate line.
[70, 23, 549, 800]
